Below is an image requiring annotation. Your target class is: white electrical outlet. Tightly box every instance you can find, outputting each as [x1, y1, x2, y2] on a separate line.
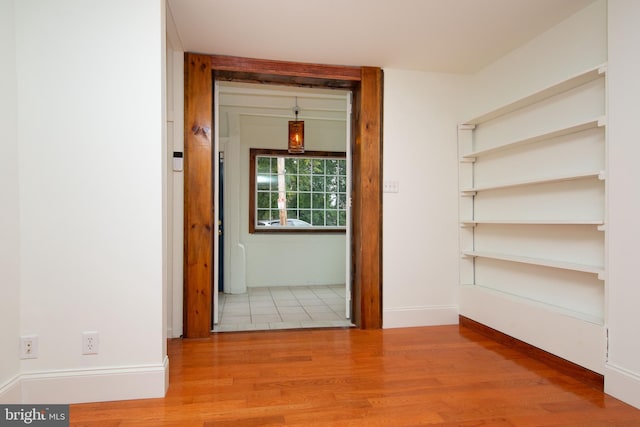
[20, 335, 38, 359]
[82, 331, 99, 355]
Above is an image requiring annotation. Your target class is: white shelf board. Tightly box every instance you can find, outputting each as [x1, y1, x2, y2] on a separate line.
[460, 220, 604, 226]
[461, 170, 604, 193]
[462, 250, 604, 276]
[464, 63, 607, 126]
[461, 117, 605, 160]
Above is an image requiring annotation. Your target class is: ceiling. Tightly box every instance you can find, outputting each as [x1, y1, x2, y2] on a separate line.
[217, 82, 349, 138]
[167, 0, 596, 74]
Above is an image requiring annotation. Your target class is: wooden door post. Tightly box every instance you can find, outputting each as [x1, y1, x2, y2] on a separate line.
[183, 53, 213, 338]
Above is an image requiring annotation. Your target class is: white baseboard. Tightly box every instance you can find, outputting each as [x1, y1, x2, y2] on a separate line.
[1, 357, 169, 404]
[383, 305, 458, 328]
[605, 363, 640, 410]
[0, 374, 22, 404]
[167, 327, 182, 339]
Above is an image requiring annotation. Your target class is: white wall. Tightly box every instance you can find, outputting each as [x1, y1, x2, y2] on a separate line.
[3, 0, 168, 403]
[0, 0, 21, 400]
[234, 114, 347, 289]
[605, 0, 640, 409]
[467, 0, 607, 119]
[382, 69, 466, 327]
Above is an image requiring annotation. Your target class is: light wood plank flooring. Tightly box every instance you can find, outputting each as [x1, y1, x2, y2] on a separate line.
[70, 325, 640, 426]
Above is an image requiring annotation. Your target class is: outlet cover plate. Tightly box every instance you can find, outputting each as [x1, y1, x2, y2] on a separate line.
[82, 331, 99, 355]
[20, 335, 38, 359]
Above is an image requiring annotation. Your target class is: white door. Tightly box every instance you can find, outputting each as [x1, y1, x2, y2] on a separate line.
[345, 92, 352, 319]
[212, 80, 220, 327]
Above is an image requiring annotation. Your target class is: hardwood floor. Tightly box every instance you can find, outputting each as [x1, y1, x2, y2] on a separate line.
[70, 325, 640, 426]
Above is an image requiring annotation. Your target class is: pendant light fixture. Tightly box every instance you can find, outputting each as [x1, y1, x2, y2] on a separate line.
[288, 98, 304, 154]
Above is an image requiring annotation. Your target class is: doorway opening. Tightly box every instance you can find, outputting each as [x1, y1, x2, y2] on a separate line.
[213, 82, 353, 331]
[183, 54, 382, 338]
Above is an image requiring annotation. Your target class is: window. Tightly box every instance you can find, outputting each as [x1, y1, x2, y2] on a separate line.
[249, 149, 347, 233]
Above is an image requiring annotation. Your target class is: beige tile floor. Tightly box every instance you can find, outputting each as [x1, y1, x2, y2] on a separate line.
[214, 285, 354, 332]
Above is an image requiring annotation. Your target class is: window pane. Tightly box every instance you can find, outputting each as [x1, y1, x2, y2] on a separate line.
[285, 174, 297, 191]
[326, 210, 338, 226]
[299, 158, 312, 174]
[284, 157, 298, 174]
[257, 192, 271, 209]
[257, 157, 271, 174]
[339, 210, 347, 226]
[312, 176, 325, 192]
[257, 174, 271, 191]
[312, 159, 324, 174]
[299, 192, 311, 209]
[286, 192, 297, 207]
[338, 193, 347, 210]
[338, 176, 346, 192]
[326, 159, 338, 175]
[326, 193, 338, 209]
[298, 175, 311, 191]
[312, 210, 324, 225]
[299, 210, 311, 223]
[270, 191, 279, 208]
[312, 193, 325, 209]
[257, 209, 270, 221]
[325, 176, 337, 193]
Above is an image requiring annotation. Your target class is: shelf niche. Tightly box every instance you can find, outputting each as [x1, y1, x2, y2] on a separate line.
[457, 63, 607, 374]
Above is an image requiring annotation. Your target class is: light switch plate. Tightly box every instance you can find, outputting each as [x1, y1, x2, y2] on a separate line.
[383, 180, 399, 193]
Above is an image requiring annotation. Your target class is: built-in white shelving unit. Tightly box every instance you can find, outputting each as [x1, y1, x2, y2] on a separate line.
[458, 64, 607, 374]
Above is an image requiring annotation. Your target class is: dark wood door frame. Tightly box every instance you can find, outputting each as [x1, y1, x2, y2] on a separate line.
[183, 53, 382, 337]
